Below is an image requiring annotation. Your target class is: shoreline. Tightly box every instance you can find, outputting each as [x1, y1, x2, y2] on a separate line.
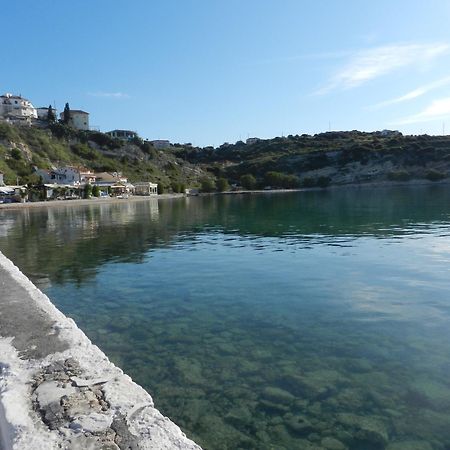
[0, 193, 185, 210]
[0, 251, 201, 450]
[1, 178, 448, 211]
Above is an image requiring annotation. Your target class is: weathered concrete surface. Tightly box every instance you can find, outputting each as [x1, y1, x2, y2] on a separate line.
[0, 251, 202, 450]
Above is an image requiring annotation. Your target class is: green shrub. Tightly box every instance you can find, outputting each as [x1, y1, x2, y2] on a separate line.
[317, 176, 331, 188]
[240, 174, 257, 190]
[84, 184, 92, 198]
[387, 170, 411, 181]
[11, 148, 22, 160]
[216, 178, 230, 192]
[425, 170, 447, 181]
[200, 177, 216, 193]
[301, 177, 316, 188]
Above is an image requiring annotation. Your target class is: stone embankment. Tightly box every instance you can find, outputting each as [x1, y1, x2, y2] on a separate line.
[0, 251, 201, 450]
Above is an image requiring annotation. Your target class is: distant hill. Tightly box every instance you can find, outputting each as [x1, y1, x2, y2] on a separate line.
[171, 131, 450, 188]
[2, 124, 450, 192]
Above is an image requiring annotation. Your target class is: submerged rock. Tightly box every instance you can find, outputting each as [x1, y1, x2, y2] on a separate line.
[262, 386, 295, 405]
[337, 413, 389, 447]
[386, 441, 433, 450]
[321, 437, 348, 450]
[284, 414, 315, 435]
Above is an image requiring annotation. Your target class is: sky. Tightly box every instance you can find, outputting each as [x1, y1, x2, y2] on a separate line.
[3, 0, 450, 146]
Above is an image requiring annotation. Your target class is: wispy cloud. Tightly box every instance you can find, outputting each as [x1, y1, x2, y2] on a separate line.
[369, 76, 450, 109]
[394, 97, 450, 125]
[247, 50, 352, 67]
[88, 92, 130, 99]
[316, 42, 449, 95]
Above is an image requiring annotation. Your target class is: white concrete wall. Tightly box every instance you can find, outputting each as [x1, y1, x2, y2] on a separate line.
[0, 94, 37, 119]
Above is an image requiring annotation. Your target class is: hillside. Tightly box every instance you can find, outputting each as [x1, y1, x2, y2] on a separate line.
[0, 122, 207, 191]
[2, 124, 450, 192]
[172, 131, 450, 188]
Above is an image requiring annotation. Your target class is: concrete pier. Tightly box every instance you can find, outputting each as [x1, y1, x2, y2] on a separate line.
[0, 251, 201, 450]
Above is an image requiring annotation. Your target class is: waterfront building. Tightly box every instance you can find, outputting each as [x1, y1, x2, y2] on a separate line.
[59, 110, 90, 130]
[134, 182, 158, 195]
[93, 172, 128, 186]
[106, 129, 138, 141]
[0, 93, 37, 123]
[35, 167, 95, 186]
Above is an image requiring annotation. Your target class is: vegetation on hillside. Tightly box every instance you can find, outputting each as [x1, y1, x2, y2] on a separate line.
[0, 122, 209, 190]
[2, 124, 450, 192]
[170, 131, 450, 188]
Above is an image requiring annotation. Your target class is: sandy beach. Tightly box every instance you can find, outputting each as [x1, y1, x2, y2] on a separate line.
[0, 193, 186, 210]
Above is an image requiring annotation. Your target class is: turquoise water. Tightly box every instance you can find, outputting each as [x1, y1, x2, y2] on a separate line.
[1, 187, 450, 449]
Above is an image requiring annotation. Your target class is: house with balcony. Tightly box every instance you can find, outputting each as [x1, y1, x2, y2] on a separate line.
[0, 93, 37, 124]
[35, 167, 95, 186]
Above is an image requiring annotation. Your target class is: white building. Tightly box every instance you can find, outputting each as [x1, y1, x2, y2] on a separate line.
[0, 93, 37, 121]
[0, 172, 4, 186]
[246, 137, 260, 145]
[134, 182, 158, 195]
[36, 106, 57, 121]
[35, 167, 95, 186]
[59, 110, 90, 130]
[106, 130, 138, 141]
[150, 140, 171, 149]
[93, 172, 128, 187]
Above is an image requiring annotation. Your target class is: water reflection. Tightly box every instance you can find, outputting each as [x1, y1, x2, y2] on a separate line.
[1, 187, 450, 288]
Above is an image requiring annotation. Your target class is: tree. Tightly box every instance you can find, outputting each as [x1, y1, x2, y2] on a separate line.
[157, 184, 164, 195]
[63, 103, 71, 125]
[317, 176, 331, 188]
[240, 174, 257, 190]
[84, 184, 92, 198]
[47, 104, 56, 123]
[200, 177, 216, 193]
[264, 171, 284, 187]
[216, 178, 230, 192]
[92, 185, 100, 197]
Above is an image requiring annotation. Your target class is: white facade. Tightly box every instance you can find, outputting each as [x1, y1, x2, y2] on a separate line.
[35, 167, 95, 186]
[59, 110, 90, 130]
[134, 182, 158, 195]
[0, 172, 4, 186]
[36, 107, 57, 121]
[0, 93, 37, 120]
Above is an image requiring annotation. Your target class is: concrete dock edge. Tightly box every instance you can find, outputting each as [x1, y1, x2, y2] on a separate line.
[0, 251, 201, 450]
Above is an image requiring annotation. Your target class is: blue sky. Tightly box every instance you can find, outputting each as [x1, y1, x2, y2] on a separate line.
[3, 1, 450, 146]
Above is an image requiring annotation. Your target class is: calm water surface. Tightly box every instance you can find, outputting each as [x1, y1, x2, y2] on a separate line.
[1, 187, 450, 450]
